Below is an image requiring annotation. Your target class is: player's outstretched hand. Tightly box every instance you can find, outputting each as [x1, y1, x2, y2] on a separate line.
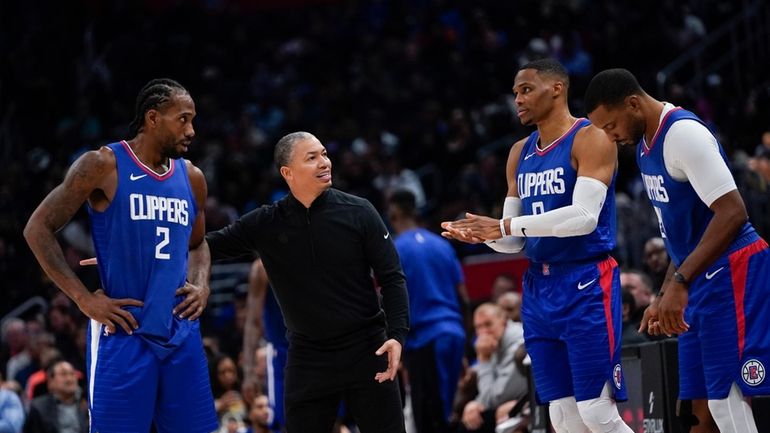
[374, 339, 402, 383]
[441, 213, 502, 243]
[78, 289, 143, 335]
[440, 224, 485, 244]
[174, 281, 210, 321]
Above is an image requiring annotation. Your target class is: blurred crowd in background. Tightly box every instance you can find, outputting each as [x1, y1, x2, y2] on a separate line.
[1, 0, 769, 431]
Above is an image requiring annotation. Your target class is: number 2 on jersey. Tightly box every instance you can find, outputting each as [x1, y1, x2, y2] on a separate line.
[156, 227, 171, 259]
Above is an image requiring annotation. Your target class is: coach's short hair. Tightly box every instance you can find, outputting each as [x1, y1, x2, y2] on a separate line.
[519, 58, 570, 87]
[274, 131, 316, 170]
[584, 68, 644, 113]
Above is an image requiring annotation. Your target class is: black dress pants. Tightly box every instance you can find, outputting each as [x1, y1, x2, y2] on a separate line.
[284, 333, 405, 433]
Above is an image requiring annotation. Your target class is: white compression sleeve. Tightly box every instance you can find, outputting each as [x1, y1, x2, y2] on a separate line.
[508, 176, 608, 238]
[662, 117, 737, 207]
[485, 197, 525, 253]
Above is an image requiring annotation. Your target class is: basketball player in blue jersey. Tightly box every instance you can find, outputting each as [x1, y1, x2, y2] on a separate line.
[243, 258, 289, 432]
[442, 59, 634, 433]
[24, 79, 218, 432]
[585, 68, 770, 433]
[387, 190, 467, 433]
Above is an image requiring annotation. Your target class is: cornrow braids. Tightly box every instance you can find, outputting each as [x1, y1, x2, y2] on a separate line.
[128, 78, 188, 138]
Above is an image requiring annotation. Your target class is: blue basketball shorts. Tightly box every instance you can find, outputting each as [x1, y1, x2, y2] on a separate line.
[678, 238, 770, 400]
[86, 321, 218, 433]
[522, 256, 627, 404]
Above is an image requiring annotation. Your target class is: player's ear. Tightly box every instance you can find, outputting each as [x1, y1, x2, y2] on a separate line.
[552, 80, 565, 97]
[145, 109, 159, 129]
[626, 95, 641, 112]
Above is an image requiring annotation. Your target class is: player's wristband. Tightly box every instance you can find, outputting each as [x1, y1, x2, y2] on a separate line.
[673, 271, 689, 287]
[499, 218, 507, 238]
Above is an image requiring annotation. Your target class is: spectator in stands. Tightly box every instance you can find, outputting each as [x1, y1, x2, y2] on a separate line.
[620, 288, 649, 346]
[211, 354, 247, 425]
[0, 372, 24, 433]
[459, 303, 527, 433]
[23, 359, 87, 433]
[374, 155, 427, 211]
[489, 274, 518, 303]
[495, 292, 522, 323]
[387, 189, 467, 433]
[643, 237, 669, 291]
[9, 331, 54, 390]
[246, 393, 272, 433]
[748, 144, 770, 183]
[23, 347, 62, 401]
[620, 270, 654, 329]
[45, 293, 80, 366]
[1, 320, 27, 385]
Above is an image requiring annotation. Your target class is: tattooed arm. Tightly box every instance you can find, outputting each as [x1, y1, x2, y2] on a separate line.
[24, 147, 143, 334]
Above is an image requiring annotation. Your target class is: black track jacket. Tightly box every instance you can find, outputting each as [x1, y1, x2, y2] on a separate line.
[206, 188, 409, 350]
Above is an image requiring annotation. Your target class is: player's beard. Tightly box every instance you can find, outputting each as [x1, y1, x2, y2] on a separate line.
[162, 138, 188, 160]
[627, 117, 647, 146]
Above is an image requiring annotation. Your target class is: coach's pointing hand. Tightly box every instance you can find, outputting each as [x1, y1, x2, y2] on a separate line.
[374, 339, 402, 383]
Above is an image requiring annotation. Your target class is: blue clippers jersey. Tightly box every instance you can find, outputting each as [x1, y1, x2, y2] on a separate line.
[394, 228, 465, 350]
[637, 108, 756, 267]
[516, 119, 616, 263]
[88, 141, 197, 358]
[264, 285, 288, 348]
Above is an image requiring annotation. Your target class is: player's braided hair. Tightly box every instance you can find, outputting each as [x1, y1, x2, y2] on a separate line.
[128, 78, 188, 138]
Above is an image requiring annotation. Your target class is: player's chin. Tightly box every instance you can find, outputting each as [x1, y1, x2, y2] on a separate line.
[165, 146, 188, 159]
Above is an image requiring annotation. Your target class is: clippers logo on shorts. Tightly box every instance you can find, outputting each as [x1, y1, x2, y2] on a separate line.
[613, 364, 623, 389]
[742, 359, 765, 386]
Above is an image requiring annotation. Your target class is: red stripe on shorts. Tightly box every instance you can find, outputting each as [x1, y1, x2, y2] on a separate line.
[728, 239, 768, 358]
[599, 257, 618, 358]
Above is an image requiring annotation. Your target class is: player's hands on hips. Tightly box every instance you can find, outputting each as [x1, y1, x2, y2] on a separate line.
[374, 339, 402, 383]
[174, 281, 210, 320]
[78, 289, 143, 335]
[655, 282, 689, 336]
[441, 213, 502, 243]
